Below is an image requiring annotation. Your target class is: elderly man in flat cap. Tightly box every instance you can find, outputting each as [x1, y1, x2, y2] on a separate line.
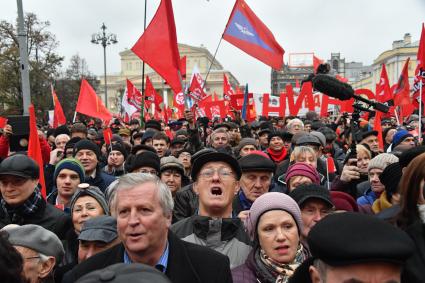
[171, 151, 252, 268]
[289, 212, 415, 283]
[3, 224, 65, 283]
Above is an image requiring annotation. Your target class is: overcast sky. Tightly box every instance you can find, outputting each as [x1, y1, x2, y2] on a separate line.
[1, 0, 425, 93]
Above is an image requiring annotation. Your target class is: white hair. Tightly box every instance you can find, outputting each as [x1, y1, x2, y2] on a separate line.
[54, 134, 70, 144]
[287, 118, 304, 130]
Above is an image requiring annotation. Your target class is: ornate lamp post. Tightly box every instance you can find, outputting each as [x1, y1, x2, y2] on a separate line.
[91, 23, 117, 108]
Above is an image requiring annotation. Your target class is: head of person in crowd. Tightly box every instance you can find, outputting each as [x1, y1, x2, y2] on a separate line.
[257, 128, 271, 149]
[406, 114, 420, 130]
[383, 127, 397, 147]
[372, 162, 403, 214]
[329, 191, 358, 212]
[53, 158, 85, 208]
[392, 129, 415, 149]
[5, 224, 65, 283]
[46, 129, 56, 147]
[132, 132, 144, 146]
[159, 156, 185, 197]
[73, 139, 101, 176]
[356, 144, 372, 175]
[76, 263, 172, 283]
[240, 192, 305, 281]
[70, 184, 109, 235]
[289, 184, 334, 241]
[367, 153, 399, 196]
[145, 119, 162, 132]
[71, 122, 88, 139]
[284, 163, 321, 192]
[127, 151, 160, 175]
[106, 144, 128, 172]
[286, 118, 304, 134]
[238, 152, 275, 204]
[397, 152, 425, 229]
[237, 138, 258, 157]
[152, 132, 170, 158]
[141, 130, 156, 147]
[381, 118, 393, 129]
[54, 134, 70, 150]
[360, 130, 380, 154]
[210, 128, 231, 149]
[191, 151, 241, 218]
[65, 137, 82, 158]
[87, 128, 98, 142]
[290, 213, 415, 283]
[0, 154, 40, 207]
[177, 149, 192, 176]
[112, 173, 173, 266]
[173, 129, 187, 140]
[398, 145, 425, 171]
[118, 128, 131, 144]
[169, 138, 186, 157]
[316, 127, 337, 154]
[296, 134, 323, 159]
[77, 216, 120, 263]
[0, 230, 27, 283]
[131, 144, 156, 156]
[266, 131, 287, 160]
[304, 120, 313, 132]
[305, 111, 319, 122]
[128, 119, 140, 131]
[281, 131, 294, 151]
[290, 146, 317, 169]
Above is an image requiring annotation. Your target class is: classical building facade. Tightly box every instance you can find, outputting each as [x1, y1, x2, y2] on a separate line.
[98, 43, 240, 112]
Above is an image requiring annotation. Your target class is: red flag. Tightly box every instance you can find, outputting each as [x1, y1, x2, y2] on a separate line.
[376, 64, 392, 103]
[413, 23, 425, 106]
[374, 111, 384, 150]
[326, 156, 336, 174]
[0, 117, 7, 128]
[51, 85, 66, 128]
[28, 105, 46, 199]
[189, 76, 207, 102]
[180, 56, 186, 79]
[393, 58, 413, 121]
[131, 0, 182, 94]
[313, 55, 323, 72]
[223, 74, 235, 101]
[103, 128, 113, 145]
[295, 79, 300, 89]
[145, 76, 163, 112]
[76, 79, 112, 121]
[223, 0, 284, 69]
[335, 74, 349, 83]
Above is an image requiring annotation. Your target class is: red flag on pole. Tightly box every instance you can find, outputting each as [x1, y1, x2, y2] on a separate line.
[188, 76, 207, 102]
[131, 0, 183, 94]
[374, 111, 384, 150]
[103, 128, 113, 145]
[413, 23, 425, 107]
[145, 76, 163, 112]
[28, 105, 46, 199]
[180, 56, 187, 79]
[376, 64, 393, 103]
[223, 0, 284, 69]
[0, 117, 8, 128]
[223, 74, 234, 100]
[313, 55, 323, 72]
[393, 58, 414, 121]
[51, 85, 66, 128]
[75, 79, 112, 121]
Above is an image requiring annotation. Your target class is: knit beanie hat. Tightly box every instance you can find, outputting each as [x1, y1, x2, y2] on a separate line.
[54, 158, 85, 186]
[285, 163, 320, 185]
[379, 162, 402, 199]
[128, 151, 160, 173]
[244, 192, 303, 241]
[392, 129, 413, 148]
[330, 191, 358, 212]
[70, 184, 109, 215]
[289, 184, 333, 209]
[108, 144, 128, 159]
[367, 153, 399, 172]
[73, 139, 101, 160]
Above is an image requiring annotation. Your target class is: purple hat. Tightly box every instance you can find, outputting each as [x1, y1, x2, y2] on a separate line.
[285, 163, 320, 185]
[244, 192, 303, 241]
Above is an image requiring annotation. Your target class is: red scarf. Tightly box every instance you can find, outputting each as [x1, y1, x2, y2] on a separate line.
[266, 148, 287, 163]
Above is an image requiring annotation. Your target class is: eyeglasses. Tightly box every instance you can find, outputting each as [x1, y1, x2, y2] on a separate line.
[198, 168, 234, 180]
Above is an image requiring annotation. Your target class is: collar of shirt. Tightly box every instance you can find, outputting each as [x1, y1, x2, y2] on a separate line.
[123, 241, 169, 273]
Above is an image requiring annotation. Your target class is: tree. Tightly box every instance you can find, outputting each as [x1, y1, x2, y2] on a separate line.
[0, 13, 63, 116]
[54, 54, 99, 121]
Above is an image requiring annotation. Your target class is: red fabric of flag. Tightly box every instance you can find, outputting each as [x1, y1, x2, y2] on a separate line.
[376, 64, 393, 103]
[223, 74, 234, 100]
[103, 128, 113, 145]
[374, 111, 384, 150]
[313, 55, 323, 72]
[393, 58, 414, 120]
[413, 23, 425, 107]
[326, 156, 336, 174]
[180, 56, 186, 79]
[189, 76, 207, 102]
[0, 117, 8, 128]
[51, 86, 66, 128]
[76, 79, 112, 121]
[28, 105, 46, 199]
[131, 0, 183, 94]
[145, 76, 163, 112]
[223, 0, 284, 69]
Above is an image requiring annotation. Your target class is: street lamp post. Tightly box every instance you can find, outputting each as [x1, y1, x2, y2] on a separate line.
[91, 23, 117, 109]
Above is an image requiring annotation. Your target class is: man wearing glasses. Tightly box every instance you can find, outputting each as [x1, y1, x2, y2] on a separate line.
[171, 151, 252, 268]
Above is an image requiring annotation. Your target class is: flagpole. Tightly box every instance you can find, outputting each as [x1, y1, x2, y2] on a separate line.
[203, 37, 223, 90]
[72, 112, 77, 123]
[140, 0, 148, 128]
[394, 108, 400, 126]
[419, 82, 423, 143]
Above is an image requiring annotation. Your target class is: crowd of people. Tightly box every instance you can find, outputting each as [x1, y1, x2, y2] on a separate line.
[0, 108, 424, 283]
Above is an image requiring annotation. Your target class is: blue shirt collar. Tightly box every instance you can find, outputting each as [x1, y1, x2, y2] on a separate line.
[123, 241, 169, 273]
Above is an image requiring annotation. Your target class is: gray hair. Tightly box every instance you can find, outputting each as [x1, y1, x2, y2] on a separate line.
[287, 118, 304, 130]
[54, 134, 70, 144]
[112, 173, 174, 217]
[313, 259, 328, 281]
[290, 146, 317, 163]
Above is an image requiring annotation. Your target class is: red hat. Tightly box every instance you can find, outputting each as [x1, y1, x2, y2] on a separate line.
[330, 191, 358, 212]
[285, 163, 320, 185]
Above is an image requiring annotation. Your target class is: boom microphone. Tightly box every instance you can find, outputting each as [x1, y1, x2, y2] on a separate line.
[311, 74, 354, 101]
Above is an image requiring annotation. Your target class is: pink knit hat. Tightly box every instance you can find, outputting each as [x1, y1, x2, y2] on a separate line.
[285, 163, 320, 185]
[244, 192, 303, 241]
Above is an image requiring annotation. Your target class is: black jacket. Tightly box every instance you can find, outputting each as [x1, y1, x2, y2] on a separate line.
[62, 231, 232, 283]
[0, 200, 71, 240]
[173, 184, 198, 223]
[402, 220, 425, 283]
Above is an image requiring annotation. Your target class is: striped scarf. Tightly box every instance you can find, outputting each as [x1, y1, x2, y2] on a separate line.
[1, 188, 44, 223]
